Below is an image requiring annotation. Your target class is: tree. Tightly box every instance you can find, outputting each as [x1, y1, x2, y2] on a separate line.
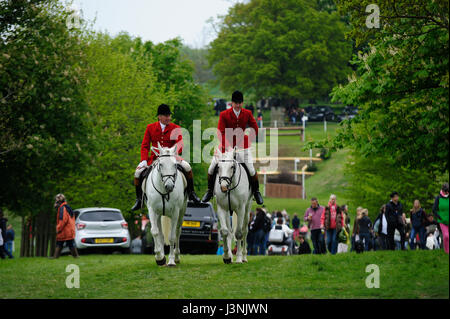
[208, 0, 352, 100]
[306, 0, 449, 217]
[0, 0, 93, 256]
[330, 0, 449, 173]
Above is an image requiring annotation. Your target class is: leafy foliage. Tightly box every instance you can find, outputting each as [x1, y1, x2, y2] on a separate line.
[0, 0, 92, 215]
[330, 0, 449, 173]
[208, 0, 352, 99]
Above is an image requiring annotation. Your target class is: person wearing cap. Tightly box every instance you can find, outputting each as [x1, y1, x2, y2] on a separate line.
[201, 90, 263, 205]
[131, 104, 200, 211]
[50, 194, 78, 259]
[385, 191, 406, 250]
[432, 183, 449, 254]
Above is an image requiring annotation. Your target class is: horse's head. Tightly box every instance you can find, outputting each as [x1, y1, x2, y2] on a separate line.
[152, 142, 178, 192]
[216, 148, 237, 193]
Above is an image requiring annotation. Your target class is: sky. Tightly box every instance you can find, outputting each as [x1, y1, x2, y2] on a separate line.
[71, 0, 236, 48]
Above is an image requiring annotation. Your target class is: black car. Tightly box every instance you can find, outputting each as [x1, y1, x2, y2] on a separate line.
[180, 202, 219, 254]
[141, 202, 219, 255]
[307, 105, 336, 122]
[337, 106, 358, 122]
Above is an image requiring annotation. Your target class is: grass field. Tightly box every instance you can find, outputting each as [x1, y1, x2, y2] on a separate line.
[0, 250, 448, 299]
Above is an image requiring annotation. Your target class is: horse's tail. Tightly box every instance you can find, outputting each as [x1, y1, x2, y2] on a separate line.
[161, 215, 171, 246]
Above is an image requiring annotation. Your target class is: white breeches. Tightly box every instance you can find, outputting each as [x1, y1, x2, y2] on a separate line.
[135, 159, 191, 178]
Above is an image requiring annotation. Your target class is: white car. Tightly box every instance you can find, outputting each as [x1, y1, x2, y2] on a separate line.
[72, 207, 131, 254]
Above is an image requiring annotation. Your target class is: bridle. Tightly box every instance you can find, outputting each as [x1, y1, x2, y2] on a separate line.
[218, 157, 242, 216]
[150, 153, 178, 216]
[218, 159, 241, 192]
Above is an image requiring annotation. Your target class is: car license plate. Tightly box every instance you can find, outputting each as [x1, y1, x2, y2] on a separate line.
[95, 238, 114, 244]
[182, 221, 201, 228]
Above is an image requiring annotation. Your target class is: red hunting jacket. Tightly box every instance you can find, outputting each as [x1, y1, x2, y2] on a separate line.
[141, 121, 183, 165]
[56, 202, 76, 241]
[217, 108, 258, 153]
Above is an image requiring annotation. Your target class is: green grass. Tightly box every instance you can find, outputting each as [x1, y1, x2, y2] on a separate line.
[0, 251, 447, 298]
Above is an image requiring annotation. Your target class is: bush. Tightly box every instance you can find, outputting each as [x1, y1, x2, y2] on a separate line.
[306, 162, 318, 172]
[320, 148, 331, 160]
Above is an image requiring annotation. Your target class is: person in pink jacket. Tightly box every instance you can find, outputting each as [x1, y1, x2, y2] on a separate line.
[321, 194, 345, 254]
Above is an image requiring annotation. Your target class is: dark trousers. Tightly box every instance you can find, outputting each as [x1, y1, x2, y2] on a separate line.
[0, 245, 5, 259]
[253, 229, 266, 255]
[410, 226, 426, 250]
[359, 232, 372, 251]
[378, 233, 388, 250]
[387, 222, 406, 250]
[56, 239, 75, 249]
[311, 229, 325, 254]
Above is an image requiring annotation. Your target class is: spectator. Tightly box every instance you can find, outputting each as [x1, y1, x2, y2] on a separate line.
[385, 191, 406, 250]
[257, 110, 263, 128]
[374, 204, 389, 250]
[5, 224, 14, 258]
[304, 198, 325, 254]
[432, 183, 449, 254]
[0, 209, 12, 259]
[407, 199, 426, 250]
[50, 194, 79, 259]
[321, 194, 344, 254]
[216, 243, 224, 255]
[292, 213, 300, 240]
[275, 217, 294, 254]
[337, 225, 350, 253]
[297, 236, 311, 254]
[274, 211, 285, 226]
[0, 228, 4, 259]
[247, 211, 256, 255]
[131, 235, 142, 254]
[358, 209, 372, 251]
[252, 208, 267, 255]
[341, 205, 351, 231]
[351, 207, 363, 251]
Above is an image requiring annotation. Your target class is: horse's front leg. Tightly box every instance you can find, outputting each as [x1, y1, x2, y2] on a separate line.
[148, 208, 165, 265]
[235, 205, 245, 264]
[156, 215, 166, 265]
[217, 206, 233, 264]
[167, 211, 179, 267]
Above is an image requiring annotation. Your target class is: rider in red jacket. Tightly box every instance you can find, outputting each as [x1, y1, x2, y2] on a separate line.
[131, 104, 200, 211]
[201, 91, 263, 205]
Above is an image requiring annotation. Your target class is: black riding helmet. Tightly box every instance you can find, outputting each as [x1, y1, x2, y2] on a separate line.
[157, 104, 172, 116]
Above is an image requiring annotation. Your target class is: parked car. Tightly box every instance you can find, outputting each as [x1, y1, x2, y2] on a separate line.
[180, 202, 219, 254]
[307, 106, 336, 122]
[141, 202, 219, 255]
[337, 106, 358, 122]
[70, 207, 131, 254]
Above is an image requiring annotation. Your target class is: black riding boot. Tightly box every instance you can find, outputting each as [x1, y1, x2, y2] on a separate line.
[70, 247, 79, 258]
[185, 170, 201, 204]
[131, 177, 143, 211]
[201, 169, 217, 203]
[250, 173, 264, 205]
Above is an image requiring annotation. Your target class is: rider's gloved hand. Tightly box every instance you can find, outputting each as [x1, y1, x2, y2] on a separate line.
[137, 160, 148, 170]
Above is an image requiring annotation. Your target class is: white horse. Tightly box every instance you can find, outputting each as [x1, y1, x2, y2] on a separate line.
[214, 148, 253, 264]
[144, 142, 187, 266]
